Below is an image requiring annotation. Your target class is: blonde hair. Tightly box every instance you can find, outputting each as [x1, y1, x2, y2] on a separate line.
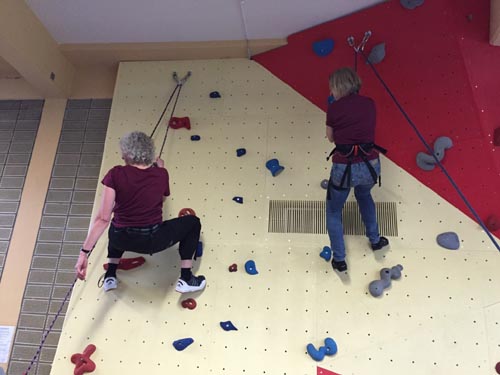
[329, 67, 362, 99]
[119, 131, 155, 165]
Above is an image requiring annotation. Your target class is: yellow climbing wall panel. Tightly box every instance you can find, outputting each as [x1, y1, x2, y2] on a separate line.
[51, 59, 500, 375]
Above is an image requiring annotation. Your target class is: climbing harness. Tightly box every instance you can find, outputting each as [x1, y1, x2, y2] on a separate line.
[326, 143, 387, 188]
[346, 31, 500, 252]
[150, 71, 191, 157]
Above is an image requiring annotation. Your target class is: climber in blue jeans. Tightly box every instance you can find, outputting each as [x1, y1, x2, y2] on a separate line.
[325, 67, 389, 272]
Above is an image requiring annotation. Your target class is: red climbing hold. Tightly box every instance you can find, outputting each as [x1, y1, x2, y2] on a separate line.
[169, 117, 191, 130]
[495, 361, 500, 374]
[103, 257, 145, 271]
[178, 208, 197, 217]
[228, 264, 238, 272]
[71, 344, 96, 375]
[317, 367, 341, 375]
[494, 127, 500, 147]
[486, 215, 500, 231]
[181, 298, 197, 310]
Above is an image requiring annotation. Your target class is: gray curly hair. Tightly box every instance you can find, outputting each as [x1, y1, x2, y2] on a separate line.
[119, 131, 156, 165]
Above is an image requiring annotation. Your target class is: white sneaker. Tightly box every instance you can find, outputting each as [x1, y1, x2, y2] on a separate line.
[103, 277, 118, 292]
[175, 275, 206, 293]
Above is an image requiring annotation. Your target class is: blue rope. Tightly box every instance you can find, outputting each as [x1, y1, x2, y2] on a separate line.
[355, 48, 500, 251]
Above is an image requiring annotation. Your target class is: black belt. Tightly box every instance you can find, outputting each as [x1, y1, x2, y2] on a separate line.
[124, 223, 161, 235]
[326, 143, 387, 188]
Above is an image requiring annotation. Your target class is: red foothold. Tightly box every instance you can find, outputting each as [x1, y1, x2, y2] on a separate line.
[486, 215, 500, 231]
[181, 298, 197, 310]
[103, 256, 146, 271]
[71, 344, 96, 375]
[494, 128, 500, 146]
[228, 264, 238, 272]
[169, 117, 191, 130]
[178, 208, 197, 217]
[496, 361, 500, 374]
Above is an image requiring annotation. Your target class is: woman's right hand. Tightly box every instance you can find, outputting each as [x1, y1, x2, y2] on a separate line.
[75, 253, 89, 280]
[155, 157, 165, 168]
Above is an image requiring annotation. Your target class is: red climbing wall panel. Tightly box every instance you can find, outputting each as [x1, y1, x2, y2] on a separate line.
[317, 366, 341, 375]
[254, 0, 500, 233]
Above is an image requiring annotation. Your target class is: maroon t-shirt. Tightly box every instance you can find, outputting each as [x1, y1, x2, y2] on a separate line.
[102, 165, 170, 227]
[326, 93, 379, 163]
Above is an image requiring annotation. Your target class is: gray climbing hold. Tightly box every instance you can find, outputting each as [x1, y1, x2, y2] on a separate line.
[433, 136, 453, 160]
[400, 0, 425, 10]
[368, 265, 403, 297]
[416, 136, 453, 171]
[367, 43, 386, 65]
[321, 179, 329, 189]
[436, 232, 460, 250]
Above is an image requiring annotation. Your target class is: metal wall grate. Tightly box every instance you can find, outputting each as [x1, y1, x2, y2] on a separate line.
[268, 200, 398, 236]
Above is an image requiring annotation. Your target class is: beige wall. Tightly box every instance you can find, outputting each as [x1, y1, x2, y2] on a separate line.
[0, 0, 75, 97]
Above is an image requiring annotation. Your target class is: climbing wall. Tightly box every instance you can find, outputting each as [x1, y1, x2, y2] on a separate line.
[254, 0, 500, 233]
[50, 59, 500, 375]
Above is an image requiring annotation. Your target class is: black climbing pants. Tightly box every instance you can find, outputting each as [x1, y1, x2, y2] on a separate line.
[107, 215, 201, 260]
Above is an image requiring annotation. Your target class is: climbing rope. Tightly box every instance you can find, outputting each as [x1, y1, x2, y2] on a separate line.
[22, 276, 78, 374]
[347, 32, 500, 251]
[150, 71, 191, 157]
[22, 72, 194, 374]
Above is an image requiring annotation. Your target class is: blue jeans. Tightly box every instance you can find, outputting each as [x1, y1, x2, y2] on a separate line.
[326, 159, 381, 261]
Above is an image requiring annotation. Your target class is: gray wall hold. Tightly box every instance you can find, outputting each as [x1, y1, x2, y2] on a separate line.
[368, 264, 403, 297]
[367, 43, 386, 65]
[400, 0, 425, 10]
[436, 232, 460, 250]
[416, 136, 453, 171]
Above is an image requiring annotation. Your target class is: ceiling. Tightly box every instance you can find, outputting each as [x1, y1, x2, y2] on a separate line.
[25, 0, 385, 44]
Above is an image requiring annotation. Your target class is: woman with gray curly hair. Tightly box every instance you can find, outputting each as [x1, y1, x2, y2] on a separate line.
[75, 131, 206, 293]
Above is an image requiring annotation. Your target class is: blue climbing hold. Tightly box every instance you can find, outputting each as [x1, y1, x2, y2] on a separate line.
[400, 0, 425, 10]
[320, 246, 332, 261]
[220, 321, 238, 331]
[196, 241, 203, 257]
[327, 95, 335, 105]
[191, 135, 201, 141]
[236, 148, 246, 157]
[313, 39, 335, 57]
[233, 196, 243, 204]
[307, 343, 327, 361]
[436, 232, 460, 250]
[265, 159, 284, 177]
[245, 260, 258, 275]
[209, 91, 221, 98]
[173, 338, 194, 351]
[323, 338, 338, 356]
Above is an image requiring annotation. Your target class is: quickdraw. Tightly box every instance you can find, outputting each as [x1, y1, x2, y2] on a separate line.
[150, 71, 192, 157]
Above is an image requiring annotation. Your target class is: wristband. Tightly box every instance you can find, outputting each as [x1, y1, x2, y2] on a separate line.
[80, 248, 91, 254]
